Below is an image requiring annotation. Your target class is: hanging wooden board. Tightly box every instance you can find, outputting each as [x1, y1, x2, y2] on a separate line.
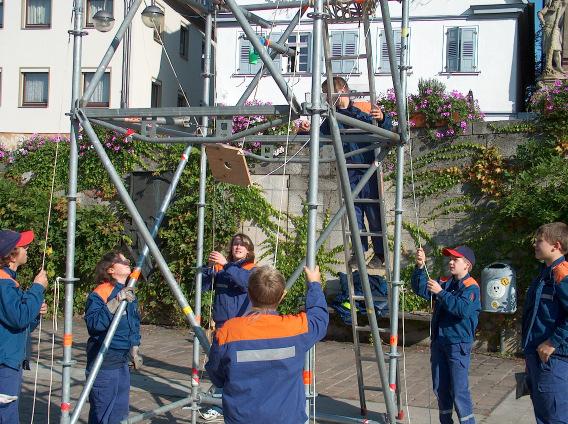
[205, 144, 252, 187]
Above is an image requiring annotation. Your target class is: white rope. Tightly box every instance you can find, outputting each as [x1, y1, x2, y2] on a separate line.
[30, 120, 61, 424]
[47, 277, 61, 424]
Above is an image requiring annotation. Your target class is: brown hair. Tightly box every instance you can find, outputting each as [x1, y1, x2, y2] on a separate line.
[536, 222, 568, 254]
[321, 77, 349, 94]
[248, 266, 285, 308]
[93, 251, 127, 284]
[226, 233, 255, 263]
[0, 247, 19, 267]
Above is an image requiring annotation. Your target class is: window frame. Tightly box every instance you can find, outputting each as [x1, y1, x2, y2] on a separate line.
[81, 70, 111, 107]
[151, 79, 162, 108]
[24, 0, 52, 29]
[376, 28, 405, 75]
[0, 0, 4, 29]
[85, 0, 114, 29]
[329, 30, 359, 75]
[177, 90, 188, 107]
[20, 69, 50, 108]
[179, 23, 189, 60]
[282, 32, 311, 74]
[443, 26, 479, 74]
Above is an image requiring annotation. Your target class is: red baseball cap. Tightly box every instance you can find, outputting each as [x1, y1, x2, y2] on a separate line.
[442, 245, 475, 267]
[0, 230, 35, 257]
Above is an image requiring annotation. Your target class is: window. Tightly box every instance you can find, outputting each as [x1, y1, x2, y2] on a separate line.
[151, 80, 162, 108]
[25, 0, 51, 28]
[83, 72, 110, 107]
[284, 32, 311, 73]
[445, 27, 478, 73]
[0, 0, 4, 28]
[0, 69, 2, 106]
[377, 29, 401, 73]
[177, 91, 187, 107]
[330, 31, 358, 74]
[21, 71, 49, 107]
[152, 3, 165, 44]
[86, 0, 113, 28]
[201, 38, 205, 71]
[236, 34, 283, 75]
[180, 24, 189, 59]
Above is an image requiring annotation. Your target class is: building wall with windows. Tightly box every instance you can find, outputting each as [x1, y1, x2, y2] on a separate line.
[0, 0, 205, 142]
[214, 0, 534, 119]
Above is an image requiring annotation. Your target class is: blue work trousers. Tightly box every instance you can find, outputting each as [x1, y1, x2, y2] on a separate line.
[431, 340, 475, 424]
[0, 366, 22, 424]
[526, 353, 568, 424]
[348, 170, 383, 255]
[87, 364, 130, 424]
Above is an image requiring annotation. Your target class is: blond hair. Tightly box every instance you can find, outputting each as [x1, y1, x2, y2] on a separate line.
[248, 266, 285, 308]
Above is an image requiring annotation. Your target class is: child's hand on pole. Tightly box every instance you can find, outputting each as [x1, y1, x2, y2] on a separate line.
[208, 251, 228, 266]
[304, 266, 321, 284]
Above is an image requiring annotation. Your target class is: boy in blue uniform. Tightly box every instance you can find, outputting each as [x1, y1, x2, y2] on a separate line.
[412, 245, 480, 424]
[300, 77, 393, 268]
[0, 229, 48, 423]
[205, 265, 329, 424]
[85, 251, 141, 424]
[522, 222, 568, 424]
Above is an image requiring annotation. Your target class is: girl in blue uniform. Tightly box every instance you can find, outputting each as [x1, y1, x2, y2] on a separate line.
[201, 233, 255, 421]
[84, 251, 141, 424]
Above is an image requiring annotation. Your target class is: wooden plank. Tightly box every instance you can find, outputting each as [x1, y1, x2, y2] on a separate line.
[205, 143, 252, 187]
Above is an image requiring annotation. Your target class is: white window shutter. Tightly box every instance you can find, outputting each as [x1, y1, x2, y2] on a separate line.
[379, 29, 400, 73]
[330, 32, 343, 74]
[343, 31, 358, 73]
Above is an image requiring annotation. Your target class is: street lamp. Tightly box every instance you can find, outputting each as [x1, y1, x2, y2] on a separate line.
[141, 2, 164, 29]
[92, 9, 115, 32]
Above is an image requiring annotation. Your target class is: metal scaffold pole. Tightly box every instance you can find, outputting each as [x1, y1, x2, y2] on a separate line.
[60, 1, 84, 422]
[190, 8, 214, 424]
[378, 0, 411, 394]
[304, 0, 325, 421]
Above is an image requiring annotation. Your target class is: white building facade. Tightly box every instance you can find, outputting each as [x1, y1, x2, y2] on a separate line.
[214, 0, 534, 120]
[0, 0, 207, 145]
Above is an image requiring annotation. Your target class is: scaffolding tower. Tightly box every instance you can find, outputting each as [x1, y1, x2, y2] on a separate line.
[59, 0, 411, 422]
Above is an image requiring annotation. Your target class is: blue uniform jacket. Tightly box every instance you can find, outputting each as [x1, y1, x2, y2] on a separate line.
[0, 267, 44, 370]
[320, 102, 393, 164]
[202, 259, 255, 328]
[522, 257, 568, 358]
[205, 282, 329, 424]
[84, 281, 141, 369]
[411, 268, 481, 344]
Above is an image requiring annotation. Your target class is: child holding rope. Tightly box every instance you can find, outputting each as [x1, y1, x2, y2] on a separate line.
[205, 265, 329, 424]
[202, 233, 256, 330]
[200, 233, 256, 421]
[84, 251, 141, 424]
[0, 229, 48, 423]
[412, 245, 480, 424]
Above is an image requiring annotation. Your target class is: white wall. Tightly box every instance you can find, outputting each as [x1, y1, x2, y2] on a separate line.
[215, 0, 525, 117]
[0, 0, 204, 139]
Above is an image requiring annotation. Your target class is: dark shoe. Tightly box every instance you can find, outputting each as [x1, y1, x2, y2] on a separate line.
[368, 255, 384, 269]
[347, 254, 359, 268]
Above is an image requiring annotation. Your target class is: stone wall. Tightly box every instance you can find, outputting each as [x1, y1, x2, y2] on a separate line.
[243, 121, 531, 269]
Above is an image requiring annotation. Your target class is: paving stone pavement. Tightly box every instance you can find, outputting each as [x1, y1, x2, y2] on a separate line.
[18, 319, 525, 423]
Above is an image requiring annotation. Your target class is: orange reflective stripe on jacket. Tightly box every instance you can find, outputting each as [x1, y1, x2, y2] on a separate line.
[93, 281, 116, 303]
[214, 261, 256, 273]
[0, 269, 19, 288]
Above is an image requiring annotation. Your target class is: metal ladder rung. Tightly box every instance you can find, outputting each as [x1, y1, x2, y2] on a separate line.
[362, 385, 383, 392]
[351, 294, 387, 302]
[346, 163, 372, 169]
[355, 325, 389, 333]
[345, 231, 383, 237]
[353, 198, 380, 204]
